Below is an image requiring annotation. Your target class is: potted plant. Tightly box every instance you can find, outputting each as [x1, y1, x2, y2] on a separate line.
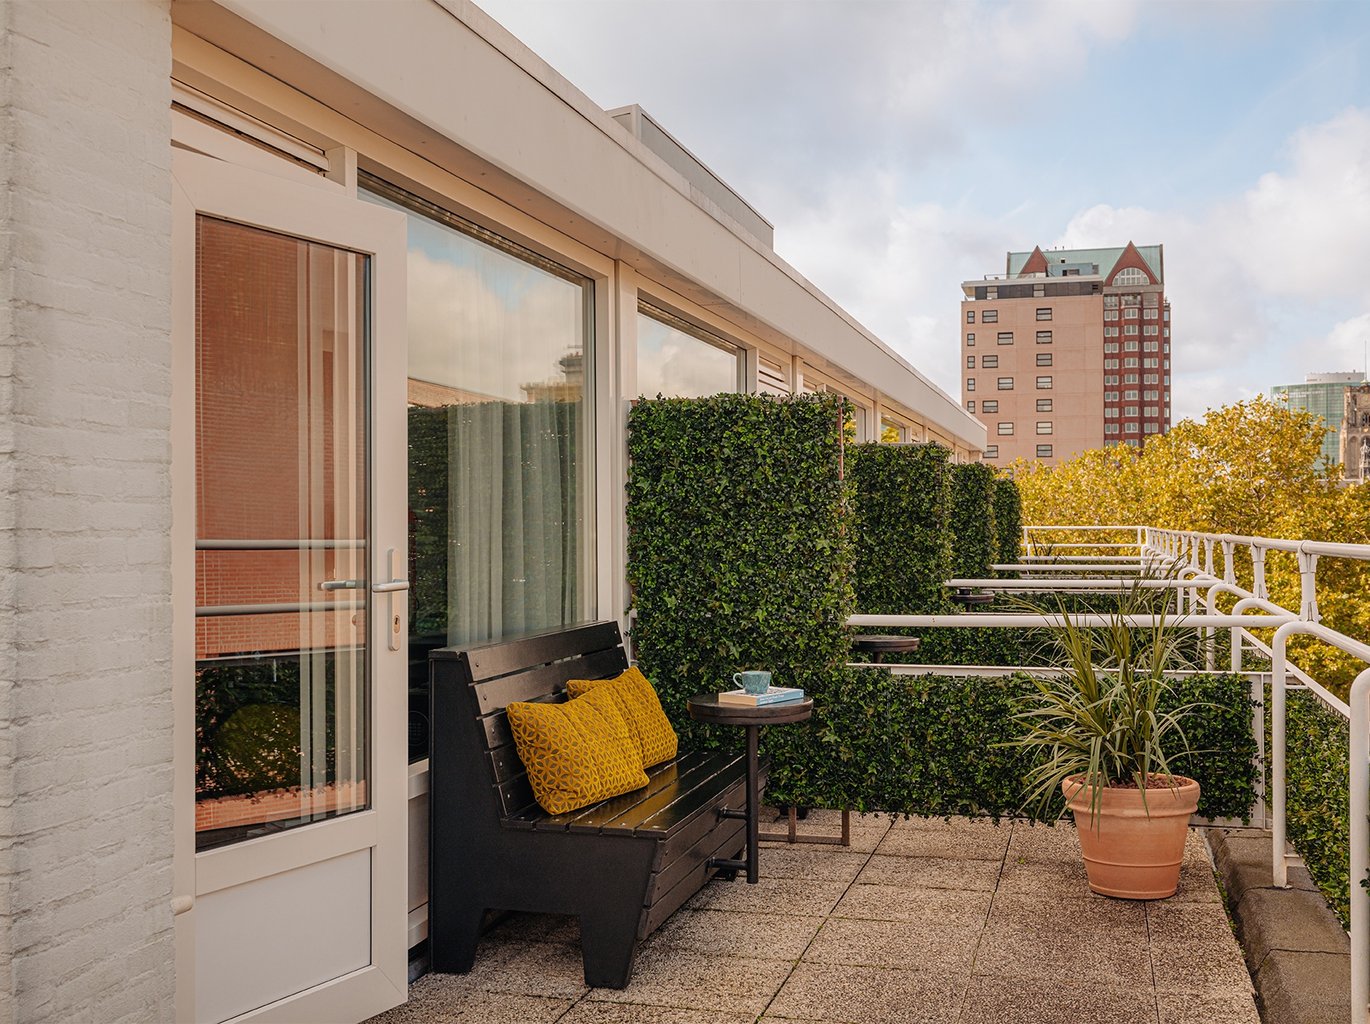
[1008, 571, 1203, 899]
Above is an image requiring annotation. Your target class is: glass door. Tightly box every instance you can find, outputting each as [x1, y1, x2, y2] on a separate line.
[171, 149, 408, 1024]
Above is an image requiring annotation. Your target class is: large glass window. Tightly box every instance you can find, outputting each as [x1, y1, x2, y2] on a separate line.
[637, 303, 741, 398]
[363, 184, 594, 760]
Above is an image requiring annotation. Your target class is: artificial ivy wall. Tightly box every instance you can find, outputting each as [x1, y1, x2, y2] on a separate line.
[625, 394, 854, 777]
[993, 477, 1023, 573]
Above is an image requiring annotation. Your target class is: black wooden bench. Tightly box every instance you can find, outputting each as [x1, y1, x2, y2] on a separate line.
[429, 620, 756, 989]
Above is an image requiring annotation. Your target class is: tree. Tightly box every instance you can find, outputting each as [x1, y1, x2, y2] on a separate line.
[1007, 397, 1370, 695]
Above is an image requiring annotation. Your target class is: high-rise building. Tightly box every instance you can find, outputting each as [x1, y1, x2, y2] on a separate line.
[1271, 372, 1366, 471]
[961, 243, 1171, 465]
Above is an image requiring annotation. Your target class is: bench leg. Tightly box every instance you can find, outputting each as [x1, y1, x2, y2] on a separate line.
[579, 902, 644, 989]
[431, 898, 486, 975]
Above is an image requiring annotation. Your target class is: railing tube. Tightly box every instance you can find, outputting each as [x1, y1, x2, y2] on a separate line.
[1350, 668, 1370, 1024]
[1272, 624, 1291, 887]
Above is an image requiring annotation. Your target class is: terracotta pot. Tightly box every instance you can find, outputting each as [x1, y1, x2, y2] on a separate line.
[1062, 774, 1201, 899]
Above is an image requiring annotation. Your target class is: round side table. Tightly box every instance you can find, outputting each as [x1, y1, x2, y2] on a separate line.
[686, 693, 813, 884]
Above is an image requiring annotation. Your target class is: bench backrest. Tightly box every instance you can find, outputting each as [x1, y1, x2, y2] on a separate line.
[431, 620, 630, 822]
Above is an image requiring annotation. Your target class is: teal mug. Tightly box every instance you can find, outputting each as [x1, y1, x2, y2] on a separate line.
[732, 670, 772, 695]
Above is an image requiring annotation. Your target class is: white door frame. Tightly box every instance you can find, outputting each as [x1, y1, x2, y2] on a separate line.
[170, 147, 409, 1024]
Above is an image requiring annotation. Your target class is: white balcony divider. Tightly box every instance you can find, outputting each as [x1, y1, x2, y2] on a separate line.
[855, 523, 1370, 1024]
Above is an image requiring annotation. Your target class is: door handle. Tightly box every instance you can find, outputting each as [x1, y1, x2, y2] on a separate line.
[373, 549, 408, 651]
[319, 579, 363, 591]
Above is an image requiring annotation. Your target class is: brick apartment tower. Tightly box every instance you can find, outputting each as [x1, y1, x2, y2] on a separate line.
[961, 243, 1172, 465]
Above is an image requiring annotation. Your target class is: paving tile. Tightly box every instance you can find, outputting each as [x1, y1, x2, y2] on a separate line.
[366, 975, 572, 1023]
[560, 1002, 756, 1024]
[766, 961, 965, 1024]
[761, 809, 892, 853]
[754, 844, 872, 883]
[802, 915, 979, 972]
[876, 817, 1012, 861]
[586, 946, 792, 1016]
[688, 875, 851, 917]
[448, 939, 590, 999]
[855, 853, 1000, 892]
[483, 911, 580, 946]
[974, 892, 1153, 989]
[831, 882, 993, 926]
[959, 975, 1159, 1024]
[1155, 989, 1262, 1024]
[1148, 902, 1254, 997]
[648, 908, 824, 961]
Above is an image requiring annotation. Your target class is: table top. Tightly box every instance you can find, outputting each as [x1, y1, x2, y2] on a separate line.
[686, 693, 814, 726]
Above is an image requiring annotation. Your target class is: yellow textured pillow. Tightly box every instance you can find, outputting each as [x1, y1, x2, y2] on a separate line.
[506, 687, 650, 815]
[566, 666, 679, 769]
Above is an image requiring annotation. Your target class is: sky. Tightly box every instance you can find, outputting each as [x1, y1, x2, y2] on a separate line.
[476, 0, 1370, 422]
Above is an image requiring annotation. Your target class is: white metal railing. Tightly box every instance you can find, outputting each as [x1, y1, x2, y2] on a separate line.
[856, 523, 1370, 1023]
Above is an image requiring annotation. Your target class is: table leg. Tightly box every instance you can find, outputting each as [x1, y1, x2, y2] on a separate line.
[745, 723, 759, 884]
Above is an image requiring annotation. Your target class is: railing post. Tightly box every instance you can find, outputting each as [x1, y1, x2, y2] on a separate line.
[1223, 540, 1236, 585]
[1272, 624, 1291, 888]
[1298, 547, 1320, 623]
[1350, 668, 1370, 1024]
[1204, 538, 1215, 576]
[1251, 545, 1267, 600]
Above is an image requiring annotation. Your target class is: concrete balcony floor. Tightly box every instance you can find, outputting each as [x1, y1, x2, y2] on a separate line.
[372, 812, 1260, 1024]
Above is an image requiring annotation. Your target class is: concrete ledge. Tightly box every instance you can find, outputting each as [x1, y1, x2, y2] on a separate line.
[1208, 828, 1350, 1024]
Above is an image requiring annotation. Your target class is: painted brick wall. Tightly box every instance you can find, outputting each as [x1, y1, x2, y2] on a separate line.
[0, 2, 175, 1022]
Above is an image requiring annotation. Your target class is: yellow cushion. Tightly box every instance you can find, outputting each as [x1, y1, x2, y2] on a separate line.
[566, 666, 679, 769]
[506, 687, 650, 815]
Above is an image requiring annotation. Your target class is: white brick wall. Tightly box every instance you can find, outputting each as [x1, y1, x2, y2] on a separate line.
[0, 2, 174, 1022]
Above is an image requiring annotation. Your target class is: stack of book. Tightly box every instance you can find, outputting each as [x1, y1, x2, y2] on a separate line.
[717, 685, 806, 707]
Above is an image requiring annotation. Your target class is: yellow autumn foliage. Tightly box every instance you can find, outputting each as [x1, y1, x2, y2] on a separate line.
[1007, 396, 1370, 696]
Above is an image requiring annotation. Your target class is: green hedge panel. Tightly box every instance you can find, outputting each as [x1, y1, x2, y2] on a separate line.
[992, 477, 1023, 574]
[766, 670, 1257, 825]
[950, 462, 997, 580]
[625, 394, 854, 765]
[850, 442, 953, 615]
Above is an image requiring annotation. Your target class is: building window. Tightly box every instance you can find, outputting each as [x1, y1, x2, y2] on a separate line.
[1104, 343, 1119, 353]
[966, 310, 975, 323]
[1105, 327, 1119, 337]
[1144, 373, 1159, 384]
[1144, 422, 1160, 434]
[1037, 399, 1053, 412]
[966, 400, 976, 413]
[997, 332, 1014, 345]
[1144, 325, 1159, 336]
[1143, 341, 1159, 352]
[1163, 328, 1170, 338]
[982, 309, 999, 323]
[1104, 295, 1119, 309]
[1036, 444, 1053, 458]
[1144, 406, 1159, 417]
[1036, 352, 1053, 367]
[1124, 357, 1139, 368]
[1144, 308, 1158, 320]
[1124, 422, 1140, 434]
[1125, 390, 1139, 400]
[981, 400, 999, 413]
[984, 445, 999, 458]
[1142, 358, 1158, 368]
[1144, 293, 1160, 307]
[1125, 324, 1139, 336]
[1104, 408, 1119, 419]
[1124, 307, 1140, 319]
[967, 355, 976, 368]
[1124, 340, 1139, 352]
[638, 304, 743, 398]
[1105, 375, 1120, 385]
[1105, 423, 1120, 435]
[1125, 406, 1139, 417]
[981, 354, 999, 369]
[1036, 376, 1052, 389]
[966, 332, 975, 345]
[1125, 374, 1139, 384]
[1144, 390, 1159, 401]
[967, 378, 975, 391]
[997, 377, 1014, 390]
[1164, 309, 1171, 322]
[1036, 331, 1052, 345]
[1036, 307, 1053, 321]
[1105, 359, 1119, 369]
[1033, 283, 1045, 298]
[1104, 310, 1119, 322]
[1036, 421, 1052, 435]
[1105, 391, 1119, 402]
[997, 422, 1014, 435]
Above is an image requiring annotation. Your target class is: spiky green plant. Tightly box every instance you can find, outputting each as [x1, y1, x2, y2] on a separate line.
[1007, 566, 1205, 825]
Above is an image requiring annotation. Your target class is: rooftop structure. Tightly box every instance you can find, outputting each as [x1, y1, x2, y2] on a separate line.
[961, 243, 1172, 466]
